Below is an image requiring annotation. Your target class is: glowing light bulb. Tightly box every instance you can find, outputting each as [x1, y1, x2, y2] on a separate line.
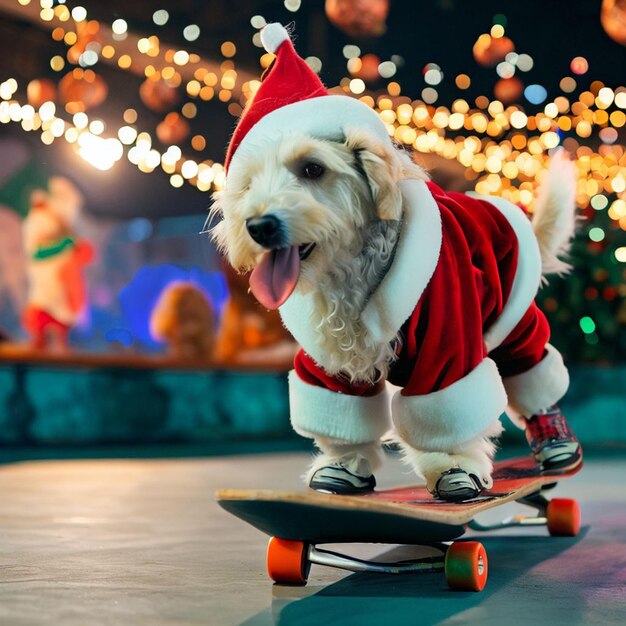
[78, 135, 123, 171]
[112, 19, 127, 35]
[71, 6, 87, 22]
[118, 126, 137, 145]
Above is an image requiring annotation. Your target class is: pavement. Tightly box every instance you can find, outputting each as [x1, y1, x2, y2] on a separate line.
[1, 450, 625, 625]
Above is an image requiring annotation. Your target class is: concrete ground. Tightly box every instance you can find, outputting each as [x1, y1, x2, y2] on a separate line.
[1, 451, 625, 626]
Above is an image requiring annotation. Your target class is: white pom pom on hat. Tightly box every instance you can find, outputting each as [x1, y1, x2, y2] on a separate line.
[260, 23, 290, 54]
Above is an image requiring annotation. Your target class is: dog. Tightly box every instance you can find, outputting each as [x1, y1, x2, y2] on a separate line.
[150, 281, 215, 362]
[209, 23, 580, 500]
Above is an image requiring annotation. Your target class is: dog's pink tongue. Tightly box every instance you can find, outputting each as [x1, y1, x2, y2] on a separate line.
[249, 246, 300, 309]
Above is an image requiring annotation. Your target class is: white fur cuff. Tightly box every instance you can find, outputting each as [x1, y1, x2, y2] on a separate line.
[391, 358, 507, 452]
[476, 194, 543, 353]
[288, 371, 391, 444]
[503, 344, 569, 424]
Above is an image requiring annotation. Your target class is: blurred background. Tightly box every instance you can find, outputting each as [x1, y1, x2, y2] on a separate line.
[0, 0, 624, 456]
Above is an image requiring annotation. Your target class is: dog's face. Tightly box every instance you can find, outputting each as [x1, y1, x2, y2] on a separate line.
[211, 128, 423, 308]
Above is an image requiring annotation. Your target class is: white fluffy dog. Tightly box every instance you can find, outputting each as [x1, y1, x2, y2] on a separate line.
[210, 23, 577, 500]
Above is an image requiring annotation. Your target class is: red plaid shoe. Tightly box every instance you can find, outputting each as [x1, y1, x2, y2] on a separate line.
[525, 405, 582, 472]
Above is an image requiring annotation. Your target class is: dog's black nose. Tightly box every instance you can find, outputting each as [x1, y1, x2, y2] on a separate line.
[246, 215, 284, 248]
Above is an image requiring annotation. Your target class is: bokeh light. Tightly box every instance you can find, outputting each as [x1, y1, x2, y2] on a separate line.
[153, 10, 169, 26]
[571, 56, 589, 74]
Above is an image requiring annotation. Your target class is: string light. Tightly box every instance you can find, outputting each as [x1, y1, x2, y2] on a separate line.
[153, 10, 169, 26]
[8, 7, 625, 209]
[112, 19, 127, 35]
[183, 25, 200, 42]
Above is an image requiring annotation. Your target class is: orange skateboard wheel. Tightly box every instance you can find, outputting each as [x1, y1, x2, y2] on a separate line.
[266, 537, 310, 585]
[445, 541, 488, 592]
[547, 498, 581, 536]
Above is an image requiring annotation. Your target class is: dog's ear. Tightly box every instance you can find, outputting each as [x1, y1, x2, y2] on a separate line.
[344, 128, 426, 220]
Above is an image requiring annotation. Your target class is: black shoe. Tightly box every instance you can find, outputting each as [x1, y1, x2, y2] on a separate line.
[309, 462, 376, 495]
[433, 468, 485, 502]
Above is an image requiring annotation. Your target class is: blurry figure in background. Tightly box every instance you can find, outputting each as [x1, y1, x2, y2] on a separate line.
[150, 281, 215, 362]
[215, 263, 298, 367]
[22, 177, 93, 352]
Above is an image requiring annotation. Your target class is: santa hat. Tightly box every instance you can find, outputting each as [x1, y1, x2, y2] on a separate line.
[224, 23, 391, 177]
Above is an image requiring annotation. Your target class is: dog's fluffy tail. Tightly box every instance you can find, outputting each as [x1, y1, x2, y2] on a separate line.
[532, 149, 577, 277]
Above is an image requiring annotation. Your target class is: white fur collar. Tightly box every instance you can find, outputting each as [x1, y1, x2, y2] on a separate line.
[280, 179, 442, 367]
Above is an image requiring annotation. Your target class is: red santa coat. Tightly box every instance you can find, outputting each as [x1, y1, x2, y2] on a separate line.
[279, 179, 569, 452]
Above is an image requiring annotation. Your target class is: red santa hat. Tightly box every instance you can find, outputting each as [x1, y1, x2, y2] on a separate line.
[224, 23, 391, 177]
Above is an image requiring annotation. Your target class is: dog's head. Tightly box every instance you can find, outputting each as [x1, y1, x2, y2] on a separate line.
[211, 127, 426, 309]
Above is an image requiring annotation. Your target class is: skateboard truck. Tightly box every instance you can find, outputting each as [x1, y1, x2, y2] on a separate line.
[308, 543, 447, 575]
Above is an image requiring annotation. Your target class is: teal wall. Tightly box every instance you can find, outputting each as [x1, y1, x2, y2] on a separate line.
[0, 365, 290, 445]
[0, 363, 623, 447]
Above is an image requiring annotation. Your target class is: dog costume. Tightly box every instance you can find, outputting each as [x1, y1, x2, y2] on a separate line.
[222, 24, 575, 479]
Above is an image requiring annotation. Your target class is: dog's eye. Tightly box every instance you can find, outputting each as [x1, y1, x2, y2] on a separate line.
[301, 163, 325, 180]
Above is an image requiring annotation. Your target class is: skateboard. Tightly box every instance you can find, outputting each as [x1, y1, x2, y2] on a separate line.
[216, 456, 582, 592]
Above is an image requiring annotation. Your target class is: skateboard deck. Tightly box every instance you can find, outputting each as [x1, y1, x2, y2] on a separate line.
[217, 456, 582, 545]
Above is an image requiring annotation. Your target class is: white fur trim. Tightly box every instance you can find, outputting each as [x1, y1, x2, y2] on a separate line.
[399, 421, 503, 491]
[227, 96, 391, 181]
[503, 344, 569, 424]
[307, 440, 383, 483]
[279, 179, 442, 364]
[471, 195, 543, 352]
[260, 23, 290, 54]
[360, 180, 442, 343]
[288, 370, 391, 444]
[391, 358, 507, 452]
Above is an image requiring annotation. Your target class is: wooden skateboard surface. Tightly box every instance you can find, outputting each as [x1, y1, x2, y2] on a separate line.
[217, 456, 582, 545]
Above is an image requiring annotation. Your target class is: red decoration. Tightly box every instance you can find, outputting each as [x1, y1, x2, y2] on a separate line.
[473, 34, 515, 67]
[570, 56, 589, 75]
[494, 77, 524, 104]
[59, 69, 107, 114]
[355, 54, 380, 82]
[156, 113, 190, 145]
[601, 0, 626, 46]
[139, 77, 180, 113]
[27, 79, 57, 109]
[325, 0, 389, 37]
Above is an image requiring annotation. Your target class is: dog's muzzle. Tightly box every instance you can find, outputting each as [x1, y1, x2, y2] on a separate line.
[246, 215, 316, 260]
[246, 215, 285, 248]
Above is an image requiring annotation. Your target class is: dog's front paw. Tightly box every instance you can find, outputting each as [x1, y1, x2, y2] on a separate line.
[309, 457, 376, 495]
[432, 468, 488, 502]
